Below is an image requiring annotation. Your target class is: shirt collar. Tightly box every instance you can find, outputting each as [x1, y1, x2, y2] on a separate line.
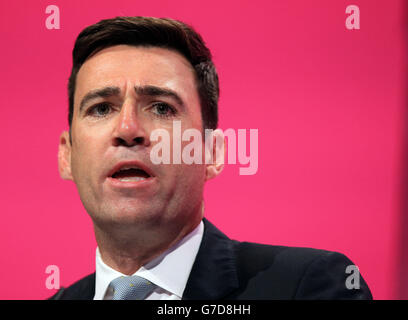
[94, 220, 204, 300]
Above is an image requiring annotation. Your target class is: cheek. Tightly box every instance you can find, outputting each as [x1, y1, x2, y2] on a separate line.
[179, 164, 206, 205]
[70, 133, 103, 181]
[162, 163, 205, 213]
[173, 163, 206, 191]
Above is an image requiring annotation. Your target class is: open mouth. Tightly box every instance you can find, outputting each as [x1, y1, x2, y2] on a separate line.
[110, 165, 152, 182]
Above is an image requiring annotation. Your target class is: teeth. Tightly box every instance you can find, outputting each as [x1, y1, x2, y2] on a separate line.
[118, 165, 140, 171]
[118, 177, 146, 182]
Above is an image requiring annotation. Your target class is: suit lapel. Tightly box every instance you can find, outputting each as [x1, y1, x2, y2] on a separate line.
[182, 218, 239, 300]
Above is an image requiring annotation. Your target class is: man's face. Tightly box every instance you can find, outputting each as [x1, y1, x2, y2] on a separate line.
[59, 45, 214, 234]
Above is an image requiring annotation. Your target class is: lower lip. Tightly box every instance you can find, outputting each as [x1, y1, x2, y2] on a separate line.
[106, 176, 157, 189]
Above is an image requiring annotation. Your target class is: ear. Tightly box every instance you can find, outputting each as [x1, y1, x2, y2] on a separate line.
[205, 129, 225, 181]
[58, 131, 73, 181]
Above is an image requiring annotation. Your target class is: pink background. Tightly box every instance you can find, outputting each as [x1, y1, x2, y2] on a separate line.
[0, 0, 406, 299]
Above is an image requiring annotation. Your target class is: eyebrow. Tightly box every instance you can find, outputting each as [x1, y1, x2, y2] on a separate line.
[79, 86, 121, 112]
[79, 85, 185, 112]
[135, 85, 185, 109]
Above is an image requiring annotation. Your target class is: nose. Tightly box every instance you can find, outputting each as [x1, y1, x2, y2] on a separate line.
[112, 100, 149, 147]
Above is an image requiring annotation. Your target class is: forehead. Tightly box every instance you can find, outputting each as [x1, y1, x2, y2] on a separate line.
[75, 45, 198, 108]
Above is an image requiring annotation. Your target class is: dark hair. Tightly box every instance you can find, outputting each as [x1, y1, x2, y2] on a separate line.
[68, 16, 219, 131]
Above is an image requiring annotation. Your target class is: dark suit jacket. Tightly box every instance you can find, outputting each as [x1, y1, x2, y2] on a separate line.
[49, 218, 372, 300]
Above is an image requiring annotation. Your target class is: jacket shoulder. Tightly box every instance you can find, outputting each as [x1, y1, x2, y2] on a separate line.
[229, 241, 372, 300]
[48, 273, 95, 300]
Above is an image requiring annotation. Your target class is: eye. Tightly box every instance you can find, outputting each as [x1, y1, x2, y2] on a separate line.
[151, 102, 176, 118]
[87, 102, 112, 117]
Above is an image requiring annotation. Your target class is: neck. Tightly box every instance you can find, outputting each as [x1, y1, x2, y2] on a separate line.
[93, 213, 203, 275]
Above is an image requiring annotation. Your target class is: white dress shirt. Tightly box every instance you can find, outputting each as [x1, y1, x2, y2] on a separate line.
[93, 221, 204, 300]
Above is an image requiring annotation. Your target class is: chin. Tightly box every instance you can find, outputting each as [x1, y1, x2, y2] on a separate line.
[100, 201, 165, 225]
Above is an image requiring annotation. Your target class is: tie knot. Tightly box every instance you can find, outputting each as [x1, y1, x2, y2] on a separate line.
[109, 275, 157, 300]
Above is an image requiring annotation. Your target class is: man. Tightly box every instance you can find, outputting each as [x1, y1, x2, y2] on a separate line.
[51, 16, 372, 300]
